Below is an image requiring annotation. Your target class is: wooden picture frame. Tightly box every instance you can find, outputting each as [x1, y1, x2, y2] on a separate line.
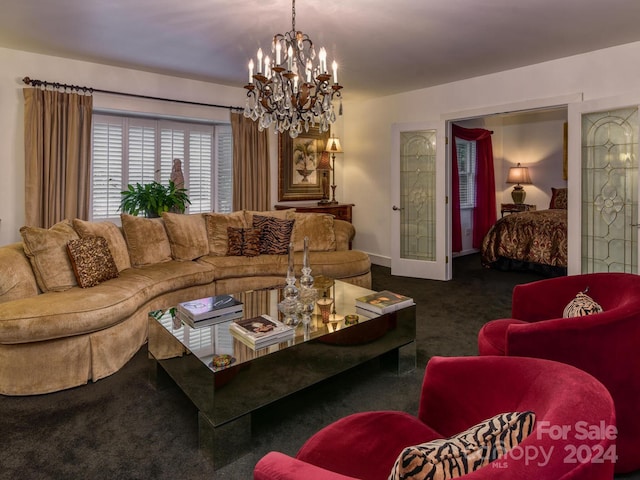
[563, 122, 568, 181]
[278, 127, 330, 201]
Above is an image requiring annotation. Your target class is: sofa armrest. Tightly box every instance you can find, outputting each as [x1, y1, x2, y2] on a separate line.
[333, 220, 355, 251]
[254, 452, 360, 480]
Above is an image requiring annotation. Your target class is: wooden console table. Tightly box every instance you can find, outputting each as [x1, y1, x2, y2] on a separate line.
[274, 203, 354, 223]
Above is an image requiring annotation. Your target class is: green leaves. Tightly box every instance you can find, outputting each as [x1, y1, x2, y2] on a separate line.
[120, 181, 191, 217]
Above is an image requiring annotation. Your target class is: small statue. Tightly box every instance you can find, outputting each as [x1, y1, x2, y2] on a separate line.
[170, 158, 185, 189]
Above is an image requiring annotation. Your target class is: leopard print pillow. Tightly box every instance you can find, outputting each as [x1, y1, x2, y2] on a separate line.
[388, 411, 535, 480]
[66, 236, 119, 288]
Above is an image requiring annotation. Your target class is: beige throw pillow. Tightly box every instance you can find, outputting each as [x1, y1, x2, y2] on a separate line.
[291, 213, 336, 252]
[20, 219, 80, 292]
[120, 214, 172, 267]
[72, 218, 131, 271]
[161, 212, 209, 261]
[204, 211, 247, 256]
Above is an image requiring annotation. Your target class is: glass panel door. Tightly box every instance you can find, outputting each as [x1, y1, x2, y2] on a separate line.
[581, 107, 638, 273]
[391, 121, 448, 280]
[399, 130, 436, 261]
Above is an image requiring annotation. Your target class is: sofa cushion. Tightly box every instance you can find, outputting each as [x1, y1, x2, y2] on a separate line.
[227, 227, 261, 257]
[121, 214, 172, 267]
[0, 260, 215, 344]
[291, 212, 336, 252]
[204, 211, 247, 256]
[304, 250, 371, 280]
[72, 218, 131, 271]
[253, 215, 295, 255]
[389, 411, 536, 480]
[161, 212, 209, 261]
[477, 318, 528, 356]
[19, 219, 80, 292]
[67, 236, 119, 288]
[0, 244, 39, 303]
[197, 254, 288, 280]
[296, 411, 443, 480]
[563, 290, 603, 318]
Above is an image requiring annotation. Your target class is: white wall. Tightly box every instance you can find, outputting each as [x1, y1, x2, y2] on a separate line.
[344, 41, 640, 266]
[0, 46, 246, 245]
[500, 109, 567, 209]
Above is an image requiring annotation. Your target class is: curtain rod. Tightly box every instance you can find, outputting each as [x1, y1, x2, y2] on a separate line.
[22, 76, 243, 112]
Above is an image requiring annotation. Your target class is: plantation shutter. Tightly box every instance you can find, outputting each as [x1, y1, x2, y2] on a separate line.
[216, 125, 233, 213]
[188, 127, 214, 214]
[91, 116, 124, 221]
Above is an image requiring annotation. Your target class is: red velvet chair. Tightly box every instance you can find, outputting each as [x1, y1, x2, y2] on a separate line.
[478, 272, 640, 473]
[254, 356, 616, 480]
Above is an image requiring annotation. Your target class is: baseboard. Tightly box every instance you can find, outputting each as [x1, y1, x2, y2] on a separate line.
[366, 252, 391, 268]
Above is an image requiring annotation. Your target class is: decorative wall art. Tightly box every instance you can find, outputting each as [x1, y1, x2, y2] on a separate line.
[278, 127, 330, 201]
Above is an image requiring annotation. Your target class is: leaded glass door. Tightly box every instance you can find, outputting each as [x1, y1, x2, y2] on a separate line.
[391, 122, 448, 280]
[568, 96, 640, 274]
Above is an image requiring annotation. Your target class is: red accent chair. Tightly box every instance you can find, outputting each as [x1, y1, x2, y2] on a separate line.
[254, 356, 616, 480]
[478, 272, 640, 473]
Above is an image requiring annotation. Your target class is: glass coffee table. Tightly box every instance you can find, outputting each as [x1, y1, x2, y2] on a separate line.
[148, 279, 416, 469]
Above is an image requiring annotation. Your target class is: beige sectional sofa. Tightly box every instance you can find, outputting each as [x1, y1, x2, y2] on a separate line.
[0, 209, 370, 396]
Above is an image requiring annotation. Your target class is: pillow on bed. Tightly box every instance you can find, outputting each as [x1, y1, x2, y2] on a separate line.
[549, 187, 568, 209]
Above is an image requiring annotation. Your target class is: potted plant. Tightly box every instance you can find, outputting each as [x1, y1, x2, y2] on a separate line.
[120, 180, 191, 217]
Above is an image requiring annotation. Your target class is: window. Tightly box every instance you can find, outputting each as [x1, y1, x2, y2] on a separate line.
[456, 139, 477, 209]
[91, 113, 233, 221]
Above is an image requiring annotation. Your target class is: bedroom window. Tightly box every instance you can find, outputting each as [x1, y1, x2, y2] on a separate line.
[456, 139, 477, 208]
[91, 113, 233, 221]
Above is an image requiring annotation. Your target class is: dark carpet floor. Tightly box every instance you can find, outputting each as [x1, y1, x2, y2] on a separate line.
[1, 254, 637, 479]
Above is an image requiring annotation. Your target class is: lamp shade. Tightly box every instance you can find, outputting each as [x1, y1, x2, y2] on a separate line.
[316, 151, 332, 170]
[506, 163, 532, 185]
[326, 136, 343, 153]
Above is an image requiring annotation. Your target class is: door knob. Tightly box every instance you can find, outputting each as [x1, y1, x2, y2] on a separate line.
[392, 205, 403, 211]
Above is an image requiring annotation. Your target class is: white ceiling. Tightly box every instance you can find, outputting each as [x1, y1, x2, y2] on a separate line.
[2, 0, 640, 101]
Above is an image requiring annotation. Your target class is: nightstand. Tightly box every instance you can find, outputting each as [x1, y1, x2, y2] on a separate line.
[500, 203, 536, 217]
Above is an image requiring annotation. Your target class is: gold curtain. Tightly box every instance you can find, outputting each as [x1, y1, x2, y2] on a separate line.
[23, 88, 93, 228]
[231, 112, 270, 211]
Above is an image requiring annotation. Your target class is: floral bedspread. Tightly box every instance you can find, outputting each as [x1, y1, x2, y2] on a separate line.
[481, 209, 568, 268]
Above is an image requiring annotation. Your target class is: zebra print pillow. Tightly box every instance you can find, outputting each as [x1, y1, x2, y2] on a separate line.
[253, 215, 295, 255]
[388, 411, 535, 480]
[227, 227, 261, 257]
[562, 289, 603, 318]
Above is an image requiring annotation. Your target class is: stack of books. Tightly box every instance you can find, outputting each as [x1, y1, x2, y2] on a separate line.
[229, 314, 294, 350]
[177, 295, 244, 328]
[355, 290, 415, 316]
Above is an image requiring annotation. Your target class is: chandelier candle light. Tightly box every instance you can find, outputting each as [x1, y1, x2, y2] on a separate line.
[244, 0, 343, 138]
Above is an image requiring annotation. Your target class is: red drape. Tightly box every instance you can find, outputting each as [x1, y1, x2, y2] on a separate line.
[451, 124, 496, 251]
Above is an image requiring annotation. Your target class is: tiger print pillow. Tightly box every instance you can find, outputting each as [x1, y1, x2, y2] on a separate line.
[562, 289, 603, 318]
[253, 215, 295, 255]
[227, 227, 261, 257]
[388, 411, 535, 480]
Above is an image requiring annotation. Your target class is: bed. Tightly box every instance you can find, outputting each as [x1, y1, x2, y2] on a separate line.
[481, 189, 568, 276]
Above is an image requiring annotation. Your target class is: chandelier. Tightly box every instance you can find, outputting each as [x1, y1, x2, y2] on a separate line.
[243, 0, 343, 138]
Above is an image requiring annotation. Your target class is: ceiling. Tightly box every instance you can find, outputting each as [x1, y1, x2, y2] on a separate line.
[3, 0, 640, 102]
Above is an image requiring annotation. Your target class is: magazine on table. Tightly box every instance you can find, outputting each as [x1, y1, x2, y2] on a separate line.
[177, 295, 243, 321]
[178, 310, 244, 329]
[229, 314, 294, 349]
[355, 290, 414, 314]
